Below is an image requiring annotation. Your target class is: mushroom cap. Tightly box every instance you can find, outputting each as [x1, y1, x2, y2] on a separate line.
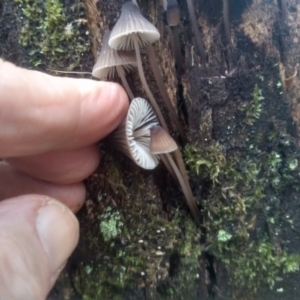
[149, 125, 178, 154]
[167, 0, 180, 26]
[109, 2, 160, 50]
[126, 98, 160, 169]
[110, 98, 160, 169]
[92, 31, 137, 80]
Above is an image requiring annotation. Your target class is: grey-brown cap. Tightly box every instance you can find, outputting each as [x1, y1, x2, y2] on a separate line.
[149, 125, 178, 154]
[109, 1, 160, 50]
[110, 97, 160, 170]
[92, 31, 137, 80]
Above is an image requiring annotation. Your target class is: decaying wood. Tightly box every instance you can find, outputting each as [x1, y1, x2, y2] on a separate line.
[1, 0, 300, 299]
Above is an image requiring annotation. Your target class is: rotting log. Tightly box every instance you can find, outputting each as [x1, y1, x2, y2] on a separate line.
[1, 0, 300, 299]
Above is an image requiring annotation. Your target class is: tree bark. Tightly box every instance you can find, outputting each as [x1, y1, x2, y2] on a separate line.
[1, 0, 300, 299]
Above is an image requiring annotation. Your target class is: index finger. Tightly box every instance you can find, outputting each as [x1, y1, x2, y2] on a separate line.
[0, 60, 129, 157]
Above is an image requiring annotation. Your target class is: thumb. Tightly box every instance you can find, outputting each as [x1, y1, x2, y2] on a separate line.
[0, 195, 79, 300]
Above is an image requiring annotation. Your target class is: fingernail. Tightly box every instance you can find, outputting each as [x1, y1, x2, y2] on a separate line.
[36, 200, 79, 276]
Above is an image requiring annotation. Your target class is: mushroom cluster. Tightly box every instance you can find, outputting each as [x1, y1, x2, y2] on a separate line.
[95, 1, 200, 223]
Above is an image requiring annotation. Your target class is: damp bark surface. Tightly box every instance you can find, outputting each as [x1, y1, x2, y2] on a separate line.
[1, 0, 300, 299]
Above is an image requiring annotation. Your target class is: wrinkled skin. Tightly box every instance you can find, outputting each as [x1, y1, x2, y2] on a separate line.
[0, 59, 129, 300]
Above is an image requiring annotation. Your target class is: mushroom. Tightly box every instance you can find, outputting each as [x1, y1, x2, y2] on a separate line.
[108, 1, 166, 130]
[109, 1, 186, 142]
[109, 1, 196, 207]
[148, 126, 200, 223]
[48, 31, 136, 100]
[185, 0, 206, 62]
[109, 98, 200, 223]
[93, 31, 136, 100]
[109, 97, 160, 170]
[149, 125, 178, 154]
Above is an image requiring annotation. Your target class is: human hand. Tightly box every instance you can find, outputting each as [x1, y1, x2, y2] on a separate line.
[0, 59, 129, 299]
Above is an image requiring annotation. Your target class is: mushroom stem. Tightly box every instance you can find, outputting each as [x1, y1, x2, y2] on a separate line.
[116, 65, 134, 100]
[172, 148, 199, 219]
[133, 129, 150, 137]
[160, 154, 176, 179]
[133, 35, 190, 192]
[146, 44, 186, 142]
[165, 152, 200, 224]
[222, 0, 231, 45]
[186, 0, 206, 62]
[133, 33, 169, 132]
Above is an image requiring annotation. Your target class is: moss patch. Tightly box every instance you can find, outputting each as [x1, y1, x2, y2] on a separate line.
[184, 98, 300, 298]
[14, 0, 90, 69]
[72, 151, 202, 299]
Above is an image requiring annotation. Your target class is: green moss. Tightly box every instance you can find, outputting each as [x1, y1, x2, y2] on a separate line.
[99, 207, 123, 242]
[14, 0, 89, 69]
[75, 208, 201, 298]
[243, 84, 264, 126]
[229, 242, 300, 293]
[71, 79, 299, 298]
[184, 139, 300, 297]
[73, 154, 202, 299]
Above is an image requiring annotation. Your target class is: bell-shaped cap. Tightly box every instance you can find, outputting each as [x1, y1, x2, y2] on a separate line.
[109, 1, 160, 50]
[110, 98, 160, 169]
[167, 0, 180, 26]
[149, 125, 178, 154]
[92, 31, 137, 80]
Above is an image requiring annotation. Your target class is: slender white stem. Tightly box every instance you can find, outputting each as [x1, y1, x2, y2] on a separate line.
[133, 129, 150, 137]
[133, 33, 169, 132]
[116, 65, 134, 100]
[132, 35, 196, 219]
[160, 154, 176, 179]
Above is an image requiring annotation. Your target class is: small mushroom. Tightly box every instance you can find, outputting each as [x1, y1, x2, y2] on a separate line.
[109, 1, 185, 141]
[148, 125, 199, 223]
[109, 97, 200, 223]
[109, 97, 160, 170]
[47, 31, 136, 100]
[93, 31, 136, 100]
[109, 1, 168, 133]
[149, 125, 178, 154]
[109, 2, 199, 223]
